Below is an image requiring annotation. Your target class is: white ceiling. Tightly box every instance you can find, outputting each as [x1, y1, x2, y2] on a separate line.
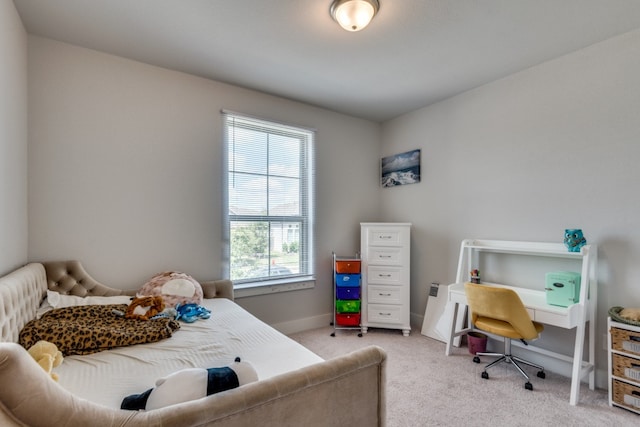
[14, 0, 640, 122]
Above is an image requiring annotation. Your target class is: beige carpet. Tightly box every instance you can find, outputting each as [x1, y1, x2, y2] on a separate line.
[288, 326, 639, 426]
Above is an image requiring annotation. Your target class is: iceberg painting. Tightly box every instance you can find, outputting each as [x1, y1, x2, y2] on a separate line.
[381, 149, 421, 188]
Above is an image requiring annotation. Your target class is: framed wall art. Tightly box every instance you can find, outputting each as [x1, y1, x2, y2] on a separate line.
[381, 149, 421, 188]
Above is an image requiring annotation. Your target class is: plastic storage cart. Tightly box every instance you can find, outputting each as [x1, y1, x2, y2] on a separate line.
[331, 252, 363, 337]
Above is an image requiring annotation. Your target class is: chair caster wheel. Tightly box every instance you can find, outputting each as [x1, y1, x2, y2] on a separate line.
[481, 371, 489, 379]
[525, 382, 533, 390]
[358, 333, 363, 337]
[473, 356, 481, 364]
[537, 371, 546, 379]
[330, 332, 335, 337]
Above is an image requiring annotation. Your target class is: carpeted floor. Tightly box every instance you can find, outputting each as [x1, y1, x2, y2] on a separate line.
[288, 326, 639, 426]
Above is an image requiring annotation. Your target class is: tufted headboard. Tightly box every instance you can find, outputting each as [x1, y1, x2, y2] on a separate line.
[42, 260, 234, 300]
[0, 263, 47, 343]
[0, 261, 234, 343]
[43, 261, 137, 297]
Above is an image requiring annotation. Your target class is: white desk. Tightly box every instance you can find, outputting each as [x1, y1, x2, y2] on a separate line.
[445, 282, 595, 405]
[448, 282, 586, 329]
[444, 239, 597, 406]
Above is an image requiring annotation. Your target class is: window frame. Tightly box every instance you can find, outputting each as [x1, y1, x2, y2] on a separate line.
[222, 110, 315, 293]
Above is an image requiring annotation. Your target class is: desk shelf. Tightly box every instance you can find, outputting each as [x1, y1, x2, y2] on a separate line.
[445, 239, 597, 406]
[462, 239, 589, 259]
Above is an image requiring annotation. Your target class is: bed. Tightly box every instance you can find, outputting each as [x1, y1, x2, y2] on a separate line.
[0, 261, 386, 426]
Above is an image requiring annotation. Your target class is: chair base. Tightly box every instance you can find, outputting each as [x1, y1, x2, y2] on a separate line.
[473, 338, 545, 390]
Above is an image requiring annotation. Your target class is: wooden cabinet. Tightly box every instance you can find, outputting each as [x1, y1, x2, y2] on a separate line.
[608, 317, 640, 414]
[360, 223, 411, 336]
[331, 254, 362, 337]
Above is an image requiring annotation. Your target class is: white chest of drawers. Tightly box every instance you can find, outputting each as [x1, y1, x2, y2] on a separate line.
[360, 223, 411, 336]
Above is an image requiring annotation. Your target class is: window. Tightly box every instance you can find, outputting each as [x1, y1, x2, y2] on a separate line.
[222, 111, 315, 285]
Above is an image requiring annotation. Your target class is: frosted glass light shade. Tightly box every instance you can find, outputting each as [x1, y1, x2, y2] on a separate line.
[330, 0, 380, 32]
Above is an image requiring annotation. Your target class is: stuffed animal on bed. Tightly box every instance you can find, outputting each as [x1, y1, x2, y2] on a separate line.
[27, 340, 63, 381]
[125, 296, 165, 320]
[175, 303, 211, 323]
[121, 357, 258, 410]
[138, 271, 203, 308]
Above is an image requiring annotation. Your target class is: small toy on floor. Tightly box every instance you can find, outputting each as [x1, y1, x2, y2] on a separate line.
[120, 357, 258, 410]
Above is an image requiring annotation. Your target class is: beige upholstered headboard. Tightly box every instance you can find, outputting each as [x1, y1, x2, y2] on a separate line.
[43, 261, 137, 297]
[42, 260, 234, 300]
[0, 263, 47, 343]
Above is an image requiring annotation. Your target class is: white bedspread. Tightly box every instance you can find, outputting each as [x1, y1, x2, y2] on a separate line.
[55, 298, 323, 409]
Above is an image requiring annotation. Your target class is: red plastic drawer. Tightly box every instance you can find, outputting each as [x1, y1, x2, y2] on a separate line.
[335, 260, 361, 274]
[335, 313, 361, 326]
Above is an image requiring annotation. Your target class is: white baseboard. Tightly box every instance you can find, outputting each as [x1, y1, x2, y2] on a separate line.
[411, 311, 425, 332]
[272, 313, 333, 335]
[277, 311, 425, 336]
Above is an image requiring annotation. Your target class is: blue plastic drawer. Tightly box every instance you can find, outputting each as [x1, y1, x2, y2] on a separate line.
[336, 273, 360, 287]
[336, 286, 360, 300]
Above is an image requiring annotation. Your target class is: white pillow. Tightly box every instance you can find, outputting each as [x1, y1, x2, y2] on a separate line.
[46, 290, 132, 308]
[37, 290, 133, 318]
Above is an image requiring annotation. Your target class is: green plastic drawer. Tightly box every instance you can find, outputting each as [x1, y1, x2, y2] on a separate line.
[336, 299, 361, 313]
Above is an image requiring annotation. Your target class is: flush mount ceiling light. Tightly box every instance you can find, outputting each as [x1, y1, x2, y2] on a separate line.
[330, 0, 380, 32]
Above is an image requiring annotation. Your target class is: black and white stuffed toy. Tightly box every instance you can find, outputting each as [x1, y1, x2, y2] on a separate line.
[121, 357, 258, 410]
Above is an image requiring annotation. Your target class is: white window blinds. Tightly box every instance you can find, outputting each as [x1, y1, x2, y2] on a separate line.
[222, 111, 315, 284]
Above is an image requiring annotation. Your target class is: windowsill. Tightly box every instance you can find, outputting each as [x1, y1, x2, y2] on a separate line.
[234, 276, 315, 298]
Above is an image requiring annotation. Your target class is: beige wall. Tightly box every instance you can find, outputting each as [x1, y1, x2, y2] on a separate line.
[381, 28, 640, 386]
[27, 36, 381, 328]
[17, 6, 640, 387]
[0, 0, 28, 275]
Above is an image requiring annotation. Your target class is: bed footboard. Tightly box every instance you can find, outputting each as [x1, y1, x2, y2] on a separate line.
[0, 343, 386, 427]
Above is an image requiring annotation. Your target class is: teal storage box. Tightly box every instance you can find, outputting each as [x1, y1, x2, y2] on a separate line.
[545, 272, 581, 307]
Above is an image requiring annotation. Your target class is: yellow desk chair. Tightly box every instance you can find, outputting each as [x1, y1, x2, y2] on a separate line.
[464, 282, 546, 390]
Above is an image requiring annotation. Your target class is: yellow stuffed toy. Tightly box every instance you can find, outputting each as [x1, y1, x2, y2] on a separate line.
[620, 307, 640, 322]
[27, 340, 63, 381]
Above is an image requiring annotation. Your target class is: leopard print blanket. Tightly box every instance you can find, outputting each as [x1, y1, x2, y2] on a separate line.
[19, 304, 180, 356]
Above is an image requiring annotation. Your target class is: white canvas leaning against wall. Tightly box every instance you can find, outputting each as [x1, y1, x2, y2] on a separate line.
[421, 282, 454, 342]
